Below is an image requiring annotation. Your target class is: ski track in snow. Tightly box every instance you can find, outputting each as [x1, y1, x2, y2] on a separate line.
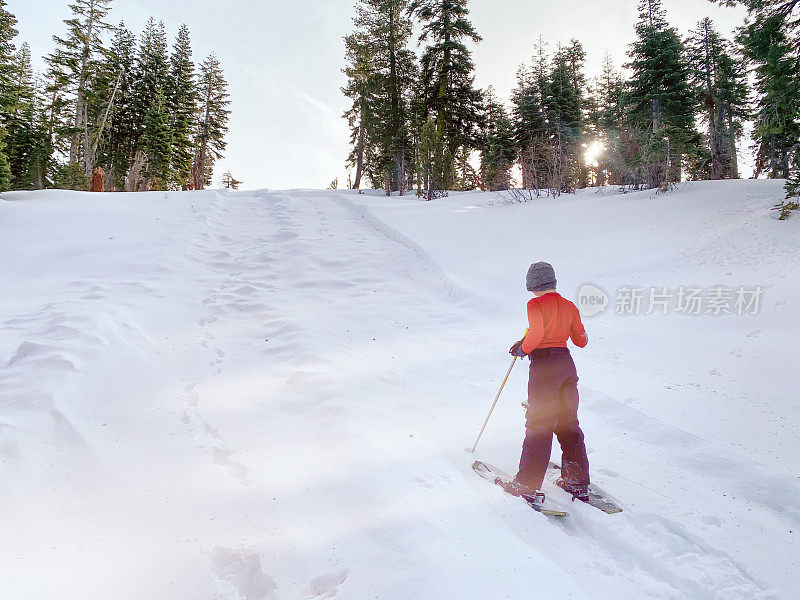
[0, 184, 795, 599]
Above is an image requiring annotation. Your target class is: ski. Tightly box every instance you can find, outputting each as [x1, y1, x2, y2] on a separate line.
[547, 462, 623, 514]
[472, 460, 569, 518]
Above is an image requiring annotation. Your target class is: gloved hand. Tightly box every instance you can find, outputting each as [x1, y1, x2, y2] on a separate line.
[509, 340, 527, 357]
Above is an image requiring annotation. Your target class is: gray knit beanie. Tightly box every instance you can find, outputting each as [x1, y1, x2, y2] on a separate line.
[526, 262, 557, 292]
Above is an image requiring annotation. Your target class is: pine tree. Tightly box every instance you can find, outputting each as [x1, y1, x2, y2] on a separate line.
[5, 42, 38, 188]
[128, 18, 169, 189]
[84, 38, 123, 187]
[738, 10, 799, 179]
[596, 53, 625, 132]
[192, 53, 230, 190]
[546, 42, 585, 191]
[511, 38, 548, 190]
[417, 116, 450, 199]
[453, 145, 479, 189]
[711, 0, 799, 30]
[714, 0, 799, 214]
[342, 27, 374, 189]
[509, 37, 587, 194]
[779, 174, 799, 218]
[410, 0, 483, 188]
[0, 0, 16, 110]
[375, 0, 416, 194]
[686, 18, 749, 179]
[45, 0, 113, 180]
[25, 75, 55, 189]
[0, 0, 18, 190]
[564, 40, 589, 187]
[167, 24, 196, 190]
[624, 0, 702, 188]
[221, 170, 242, 189]
[141, 87, 172, 188]
[98, 22, 136, 190]
[131, 19, 168, 136]
[42, 38, 81, 188]
[480, 87, 515, 191]
[343, 0, 417, 194]
[590, 53, 630, 185]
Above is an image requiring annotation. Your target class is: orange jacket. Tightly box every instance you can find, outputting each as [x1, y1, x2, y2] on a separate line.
[520, 292, 588, 353]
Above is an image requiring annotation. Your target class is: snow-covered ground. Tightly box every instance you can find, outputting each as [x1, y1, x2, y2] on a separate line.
[0, 180, 796, 599]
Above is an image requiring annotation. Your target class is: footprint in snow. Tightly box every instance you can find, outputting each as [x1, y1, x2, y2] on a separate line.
[415, 477, 434, 490]
[210, 546, 277, 600]
[307, 570, 348, 599]
[203, 421, 222, 441]
[212, 447, 252, 487]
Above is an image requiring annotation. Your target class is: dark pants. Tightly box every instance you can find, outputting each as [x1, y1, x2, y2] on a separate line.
[516, 347, 590, 491]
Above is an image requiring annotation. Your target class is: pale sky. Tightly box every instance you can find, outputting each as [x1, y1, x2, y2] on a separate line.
[11, 0, 750, 190]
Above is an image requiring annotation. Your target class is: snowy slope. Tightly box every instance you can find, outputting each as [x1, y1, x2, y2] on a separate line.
[0, 181, 796, 599]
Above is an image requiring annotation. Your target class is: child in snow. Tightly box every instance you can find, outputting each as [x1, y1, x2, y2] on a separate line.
[508, 262, 591, 500]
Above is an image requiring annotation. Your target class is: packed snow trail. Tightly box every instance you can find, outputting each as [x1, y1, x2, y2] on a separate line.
[1, 190, 582, 599]
[0, 185, 794, 599]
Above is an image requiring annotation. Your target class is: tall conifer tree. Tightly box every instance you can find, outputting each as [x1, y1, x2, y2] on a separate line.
[141, 87, 172, 187]
[5, 42, 38, 188]
[343, 0, 417, 194]
[130, 18, 169, 188]
[547, 42, 585, 190]
[342, 25, 375, 189]
[167, 24, 196, 189]
[480, 87, 515, 191]
[45, 0, 113, 180]
[589, 53, 630, 185]
[0, 0, 18, 189]
[511, 38, 548, 190]
[713, 0, 799, 213]
[625, 0, 701, 187]
[738, 10, 798, 179]
[410, 0, 483, 188]
[192, 53, 230, 190]
[98, 22, 136, 189]
[687, 18, 749, 179]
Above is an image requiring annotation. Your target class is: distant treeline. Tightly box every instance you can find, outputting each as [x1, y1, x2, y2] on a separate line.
[342, 0, 800, 216]
[0, 0, 231, 193]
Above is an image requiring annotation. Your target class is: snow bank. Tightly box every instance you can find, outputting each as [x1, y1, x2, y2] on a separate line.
[0, 181, 796, 599]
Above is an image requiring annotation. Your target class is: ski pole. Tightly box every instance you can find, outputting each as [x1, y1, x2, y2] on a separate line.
[468, 356, 517, 454]
[468, 329, 528, 454]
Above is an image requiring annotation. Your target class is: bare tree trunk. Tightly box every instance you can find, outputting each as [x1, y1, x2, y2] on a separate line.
[726, 109, 739, 178]
[87, 69, 122, 179]
[105, 165, 114, 191]
[353, 119, 364, 189]
[397, 152, 406, 196]
[126, 150, 146, 192]
[193, 146, 206, 190]
[193, 86, 213, 190]
[70, 0, 98, 167]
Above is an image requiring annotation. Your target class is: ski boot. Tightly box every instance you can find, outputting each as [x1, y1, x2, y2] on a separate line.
[497, 478, 546, 505]
[556, 478, 589, 502]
